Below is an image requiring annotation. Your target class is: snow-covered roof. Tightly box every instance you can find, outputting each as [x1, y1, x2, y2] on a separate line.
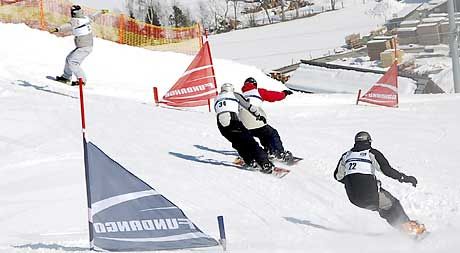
[397, 27, 418, 32]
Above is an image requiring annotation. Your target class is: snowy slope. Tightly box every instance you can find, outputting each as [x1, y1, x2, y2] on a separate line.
[0, 23, 285, 103]
[1, 22, 460, 253]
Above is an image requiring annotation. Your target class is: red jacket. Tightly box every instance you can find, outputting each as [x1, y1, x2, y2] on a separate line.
[241, 83, 286, 102]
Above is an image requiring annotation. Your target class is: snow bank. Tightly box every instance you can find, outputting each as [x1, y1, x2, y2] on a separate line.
[286, 63, 417, 94]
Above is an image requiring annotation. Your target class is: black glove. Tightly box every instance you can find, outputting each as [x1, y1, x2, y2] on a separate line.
[283, 90, 293, 96]
[399, 174, 417, 187]
[256, 115, 267, 124]
[49, 27, 58, 33]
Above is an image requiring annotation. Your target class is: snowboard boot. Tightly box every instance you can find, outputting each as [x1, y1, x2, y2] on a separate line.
[71, 80, 85, 86]
[401, 220, 426, 236]
[233, 157, 245, 166]
[241, 160, 258, 170]
[278, 151, 293, 163]
[266, 149, 276, 160]
[55, 75, 71, 84]
[260, 162, 274, 174]
[248, 160, 258, 169]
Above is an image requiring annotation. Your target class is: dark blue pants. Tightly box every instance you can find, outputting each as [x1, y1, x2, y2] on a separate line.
[218, 120, 270, 167]
[249, 125, 284, 156]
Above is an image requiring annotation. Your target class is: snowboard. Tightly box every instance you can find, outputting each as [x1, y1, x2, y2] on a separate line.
[284, 156, 303, 166]
[46, 76, 81, 86]
[233, 157, 291, 178]
[402, 221, 429, 242]
[234, 155, 303, 167]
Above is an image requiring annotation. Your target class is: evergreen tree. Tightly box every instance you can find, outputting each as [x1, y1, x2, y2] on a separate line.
[170, 5, 190, 27]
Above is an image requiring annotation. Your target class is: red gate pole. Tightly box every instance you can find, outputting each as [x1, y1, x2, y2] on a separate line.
[204, 29, 218, 110]
[356, 89, 362, 105]
[153, 87, 159, 106]
[78, 78, 87, 136]
[77, 77, 94, 250]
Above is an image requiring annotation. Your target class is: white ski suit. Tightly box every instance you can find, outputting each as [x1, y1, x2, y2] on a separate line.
[56, 11, 103, 83]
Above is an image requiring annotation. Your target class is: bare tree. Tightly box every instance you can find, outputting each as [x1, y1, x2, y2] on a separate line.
[229, 0, 246, 29]
[125, 0, 138, 18]
[223, 0, 230, 24]
[199, 0, 229, 33]
[260, 0, 273, 24]
[330, 0, 336, 10]
[198, 1, 212, 30]
[125, 0, 164, 21]
[144, 0, 162, 25]
[280, 0, 285, 21]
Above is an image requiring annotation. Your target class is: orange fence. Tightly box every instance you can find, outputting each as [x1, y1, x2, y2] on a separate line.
[0, 0, 202, 54]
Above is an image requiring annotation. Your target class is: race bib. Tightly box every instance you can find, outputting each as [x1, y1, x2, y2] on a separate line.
[71, 17, 92, 36]
[214, 92, 239, 114]
[344, 150, 373, 176]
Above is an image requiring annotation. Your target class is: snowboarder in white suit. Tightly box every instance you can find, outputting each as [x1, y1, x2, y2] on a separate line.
[214, 83, 275, 173]
[334, 131, 426, 236]
[49, 5, 108, 85]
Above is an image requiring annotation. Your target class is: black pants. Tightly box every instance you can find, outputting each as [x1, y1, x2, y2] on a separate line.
[377, 188, 410, 228]
[249, 125, 284, 155]
[345, 174, 410, 228]
[218, 120, 269, 167]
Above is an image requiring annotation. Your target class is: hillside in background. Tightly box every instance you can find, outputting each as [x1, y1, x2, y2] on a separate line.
[70, 0, 404, 70]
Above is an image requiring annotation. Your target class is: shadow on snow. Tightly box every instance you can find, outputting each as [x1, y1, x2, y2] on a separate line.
[193, 144, 238, 156]
[13, 243, 88, 252]
[284, 217, 385, 237]
[168, 151, 242, 169]
[15, 80, 78, 99]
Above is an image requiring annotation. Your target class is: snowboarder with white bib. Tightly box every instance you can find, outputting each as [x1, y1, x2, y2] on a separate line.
[49, 5, 108, 86]
[239, 77, 294, 162]
[334, 131, 426, 236]
[214, 83, 275, 174]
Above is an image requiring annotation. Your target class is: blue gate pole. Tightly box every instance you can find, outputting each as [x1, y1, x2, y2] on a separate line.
[217, 216, 226, 251]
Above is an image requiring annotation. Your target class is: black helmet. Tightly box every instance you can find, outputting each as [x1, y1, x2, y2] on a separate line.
[71, 5, 82, 18]
[355, 131, 372, 143]
[244, 77, 257, 87]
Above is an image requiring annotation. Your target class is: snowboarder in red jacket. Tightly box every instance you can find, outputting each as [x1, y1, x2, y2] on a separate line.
[239, 77, 294, 162]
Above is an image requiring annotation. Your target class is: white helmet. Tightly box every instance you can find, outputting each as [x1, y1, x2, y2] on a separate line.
[221, 83, 234, 92]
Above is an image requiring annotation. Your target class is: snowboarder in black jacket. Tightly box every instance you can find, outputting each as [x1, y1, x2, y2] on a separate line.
[334, 131, 426, 235]
[214, 83, 275, 173]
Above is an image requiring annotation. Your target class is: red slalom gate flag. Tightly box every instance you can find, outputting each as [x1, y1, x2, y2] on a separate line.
[162, 41, 217, 107]
[358, 62, 399, 108]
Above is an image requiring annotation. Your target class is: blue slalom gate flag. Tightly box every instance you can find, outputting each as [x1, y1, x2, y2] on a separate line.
[85, 142, 218, 251]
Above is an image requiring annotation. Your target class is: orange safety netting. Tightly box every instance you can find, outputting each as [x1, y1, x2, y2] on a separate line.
[0, 0, 202, 54]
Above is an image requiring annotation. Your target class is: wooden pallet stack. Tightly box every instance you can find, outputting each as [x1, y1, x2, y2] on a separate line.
[380, 49, 404, 67]
[417, 23, 441, 45]
[345, 33, 362, 49]
[269, 71, 290, 84]
[397, 27, 418, 45]
[439, 21, 449, 44]
[367, 39, 391, 61]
